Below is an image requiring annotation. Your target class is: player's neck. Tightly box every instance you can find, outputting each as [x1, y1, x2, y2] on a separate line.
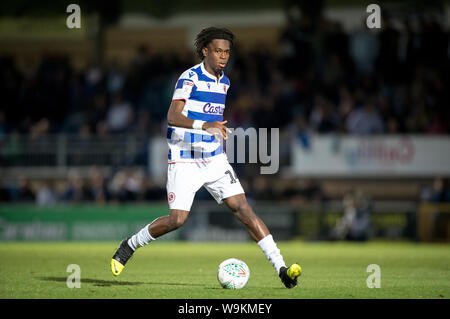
[203, 61, 221, 81]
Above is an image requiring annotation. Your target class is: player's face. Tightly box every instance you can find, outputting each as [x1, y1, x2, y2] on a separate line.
[203, 39, 231, 75]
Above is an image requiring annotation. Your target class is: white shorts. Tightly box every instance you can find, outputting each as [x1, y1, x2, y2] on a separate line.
[166, 154, 245, 211]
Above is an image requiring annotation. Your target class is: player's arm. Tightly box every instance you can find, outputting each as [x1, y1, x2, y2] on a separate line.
[167, 99, 231, 140]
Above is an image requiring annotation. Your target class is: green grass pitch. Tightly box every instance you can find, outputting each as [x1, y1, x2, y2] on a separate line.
[1, 241, 449, 299]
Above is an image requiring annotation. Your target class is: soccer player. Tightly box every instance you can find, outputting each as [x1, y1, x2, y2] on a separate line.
[111, 27, 301, 288]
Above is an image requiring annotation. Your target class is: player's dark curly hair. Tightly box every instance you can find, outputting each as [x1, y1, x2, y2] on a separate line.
[194, 27, 234, 60]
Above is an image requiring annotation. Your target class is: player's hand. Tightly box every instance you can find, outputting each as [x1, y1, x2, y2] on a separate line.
[203, 120, 232, 141]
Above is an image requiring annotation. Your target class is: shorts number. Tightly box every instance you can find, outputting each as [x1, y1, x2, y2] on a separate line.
[225, 170, 238, 184]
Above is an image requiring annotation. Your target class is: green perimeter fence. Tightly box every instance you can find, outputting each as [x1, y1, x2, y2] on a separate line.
[0, 204, 173, 241]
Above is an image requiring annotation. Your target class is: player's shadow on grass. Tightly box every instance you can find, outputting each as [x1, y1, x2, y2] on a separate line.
[38, 276, 204, 287]
[38, 276, 144, 287]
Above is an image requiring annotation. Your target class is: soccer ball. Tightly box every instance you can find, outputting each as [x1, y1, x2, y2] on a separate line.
[217, 258, 250, 289]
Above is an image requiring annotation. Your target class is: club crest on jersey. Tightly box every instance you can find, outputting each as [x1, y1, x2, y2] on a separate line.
[207, 83, 211, 90]
[189, 71, 194, 78]
[168, 192, 176, 203]
[223, 85, 226, 92]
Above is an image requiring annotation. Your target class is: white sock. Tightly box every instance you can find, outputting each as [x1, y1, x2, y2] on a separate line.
[128, 224, 155, 251]
[257, 234, 286, 275]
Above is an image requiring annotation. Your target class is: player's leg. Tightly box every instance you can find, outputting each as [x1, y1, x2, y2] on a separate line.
[111, 209, 190, 276]
[111, 162, 200, 276]
[223, 194, 301, 288]
[223, 193, 269, 242]
[203, 156, 301, 287]
[128, 209, 189, 249]
[147, 209, 189, 238]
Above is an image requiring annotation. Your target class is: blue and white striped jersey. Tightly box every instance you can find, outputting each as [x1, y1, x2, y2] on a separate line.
[167, 62, 230, 163]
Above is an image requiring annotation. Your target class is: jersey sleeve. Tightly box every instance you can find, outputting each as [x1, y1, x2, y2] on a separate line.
[172, 70, 196, 101]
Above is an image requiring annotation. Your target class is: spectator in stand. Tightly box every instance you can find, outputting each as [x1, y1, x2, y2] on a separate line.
[349, 19, 379, 76]
[109, 168, 145, 202]
[346, 97, 384, 135]
[106, 59, 126, 95]
[109, 170, 128, 202]
[309, 94, 339, 133]
[125, 168, 146, 201]
[333, 190, 371, 241]
[63, 169, 92, 202]
[89, 166, 110, 204]
[420, 177, 450, 203]
[86, 93, 108, 133]
[251, 176, 276, 201]
[143, 177, 166, 201]
[299, 179, 325, 203]
[15, 177, 36, 202]
[106, 93, 134, 133]
[36, 180, 57, 206]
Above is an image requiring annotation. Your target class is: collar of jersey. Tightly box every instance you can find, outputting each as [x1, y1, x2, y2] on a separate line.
[200, 61, 223, 83]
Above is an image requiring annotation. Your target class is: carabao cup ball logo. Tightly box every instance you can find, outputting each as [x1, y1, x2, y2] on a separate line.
[217, 258, 250, 289]
[168, 192, 176, 203]
[223, 262, 247, 276]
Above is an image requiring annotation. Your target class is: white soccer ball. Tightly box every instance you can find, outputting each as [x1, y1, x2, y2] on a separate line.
[217, 258, 250, 289]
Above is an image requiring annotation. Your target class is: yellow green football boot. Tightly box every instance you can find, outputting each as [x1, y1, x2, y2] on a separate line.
[279, 264, 302, 288]
[111, 238, 134, 276]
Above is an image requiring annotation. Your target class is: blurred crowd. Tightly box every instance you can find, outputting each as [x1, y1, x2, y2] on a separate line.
[0, 11, 449, 205]
[0, 165, 328, 205]
[3, 166, 448, 205]
[1, 13, 449, 140]
[420, 177, 450, 203]
[1, 166, 166, 205]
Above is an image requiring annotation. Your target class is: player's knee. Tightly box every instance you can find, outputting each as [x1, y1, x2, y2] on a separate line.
[227, 196, 248, 212]
[169, 211, 188, 230]
[232, 201, 254, 223]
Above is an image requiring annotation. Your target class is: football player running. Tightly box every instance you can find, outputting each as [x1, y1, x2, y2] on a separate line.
[111, 27, 301, 288]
